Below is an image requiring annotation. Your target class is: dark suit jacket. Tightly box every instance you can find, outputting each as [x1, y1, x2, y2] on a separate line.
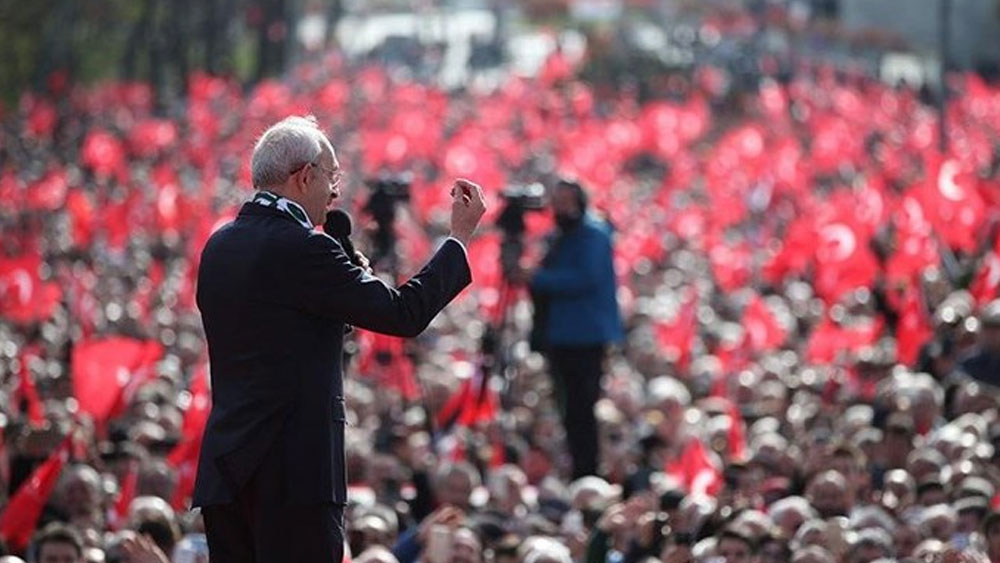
[193, 201, 471, 507]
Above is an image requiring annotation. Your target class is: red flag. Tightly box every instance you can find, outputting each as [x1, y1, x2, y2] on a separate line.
[81, 130, 126, 180]
[709, 242, 752, 292]
[25, 168, 68, 211]
[806, 316, 883, 365]
[108, 460, 139, 530]
[813, 221, 879, 304]
[0, 254, 62, 324]
[167, 365, 211, 467]
[742, 296, 787, 352]
[355, 331, 419, 402]
[0, 436, 70, 552]
[71, 338, 163, 424]
[971, 244, 1000, 307]
[66, 189, 96, 248]
[167, 365, 211, 511]
[665, 437, 722, 497]
[917, 156, 986, 253]
[436, 377, 473, 430]
[653, 291, 699, 372]
[436, 369, 496, 431]
[897, 290, 933, 367]
[726, 401, 747, 462]
[14, 349, 45, 427]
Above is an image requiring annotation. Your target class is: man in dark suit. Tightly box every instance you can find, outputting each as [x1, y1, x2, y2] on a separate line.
[193, 115, 486, 562]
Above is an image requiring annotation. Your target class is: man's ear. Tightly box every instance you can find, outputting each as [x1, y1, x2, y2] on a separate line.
[294, 164, 310, 195]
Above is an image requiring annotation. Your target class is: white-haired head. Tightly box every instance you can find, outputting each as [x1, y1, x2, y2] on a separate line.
[251, 115, 331, 189]
[521, 537, 572, 563]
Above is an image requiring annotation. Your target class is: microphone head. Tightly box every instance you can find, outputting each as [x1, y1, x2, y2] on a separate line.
[324, 209, 353, 238]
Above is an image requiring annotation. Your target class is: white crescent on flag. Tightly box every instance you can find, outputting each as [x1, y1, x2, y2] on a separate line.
[937, 159, 966, 202]
[0, 269, 34, 305]
[819, 223, 857, 263]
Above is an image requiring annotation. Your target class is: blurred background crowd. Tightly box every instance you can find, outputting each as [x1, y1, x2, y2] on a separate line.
[4, 0, 1000, 561]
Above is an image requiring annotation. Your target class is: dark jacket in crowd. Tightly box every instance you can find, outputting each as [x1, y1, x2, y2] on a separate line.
[193, 201, 471, 507]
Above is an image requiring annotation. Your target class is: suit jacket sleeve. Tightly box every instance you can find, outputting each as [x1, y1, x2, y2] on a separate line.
[281, 233, 472, 337]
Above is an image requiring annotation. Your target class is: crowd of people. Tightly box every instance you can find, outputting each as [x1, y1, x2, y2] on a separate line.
[3, 7, 1000, 562]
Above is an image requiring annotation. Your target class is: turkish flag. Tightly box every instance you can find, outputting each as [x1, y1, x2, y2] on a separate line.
[128, 119, 178, 158]
[709, 242, 752, 292]
[355, 331, 419, 402]
[14, 348, 45, 427]
[0, 255, 62, 324]
[806, 316, 883, 365]
[654, 291, 699, 373]
[971, 233, 1000, 306]
[0, 436, 70, 553]
[25, 168, 68, 211]
[742, 295, 787, 352]
[108, 460, 139, 530]
[167, 365, 211, 467]
[66, 189, 96, 248]
[896, 289, 933, 367]
[167, 365, 210, 510]
[665, 437, 722, 497]
[813, 220, 879, 304]
[726, 400, 747, 462]
[71, 338, 163, 424]
[917, 156, 986, 253]
[81, 130, 126, 180]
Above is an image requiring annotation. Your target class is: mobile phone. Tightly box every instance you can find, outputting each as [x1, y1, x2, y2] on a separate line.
[426, 525, 451, 563]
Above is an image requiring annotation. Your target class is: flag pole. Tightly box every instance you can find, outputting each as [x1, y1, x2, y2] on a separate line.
[938, 0, 952, 153]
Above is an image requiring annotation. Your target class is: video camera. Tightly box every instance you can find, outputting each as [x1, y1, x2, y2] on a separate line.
[364, 174, 412, 268]
[497, 183, 546, 279]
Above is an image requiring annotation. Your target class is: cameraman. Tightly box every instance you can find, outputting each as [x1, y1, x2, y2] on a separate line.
[515, 179, 623, 479]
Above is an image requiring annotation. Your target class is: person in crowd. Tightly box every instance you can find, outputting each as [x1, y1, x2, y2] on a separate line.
[31, 523, 84, 563]
[520, 179, 623, 479]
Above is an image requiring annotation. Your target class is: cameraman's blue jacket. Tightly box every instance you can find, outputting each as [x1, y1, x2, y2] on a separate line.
[530, 214, 624, 347]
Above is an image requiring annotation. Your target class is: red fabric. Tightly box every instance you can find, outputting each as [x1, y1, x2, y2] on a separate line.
[436, 370, 496, 431]
[897, 289, 933, 367]
[806, 316, 883, 365]
[0, 436, 70, 552]
[81, 130, 127, 180]
[916, 156, 986, 253]
[813, 219, 879, 304]
[654, 291, 698, 372]
[355, 331, 419, 402]
[167, 365, 211, 467]
[25, 167, 68, 211]
[742, 295, 786, 352]
[15, 348, 45, 427]
[71, 338, 163, 424]
[0, 254, 62, 325]
[971, 234, 1000, 306]
[108, 460, 139, 530]
[726, 401, 747, 462]
[665, 437, 722, 497]
[167, 365, 210, 511]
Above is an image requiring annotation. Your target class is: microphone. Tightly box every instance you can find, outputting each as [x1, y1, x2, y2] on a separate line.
[323, 210, 360, 266]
